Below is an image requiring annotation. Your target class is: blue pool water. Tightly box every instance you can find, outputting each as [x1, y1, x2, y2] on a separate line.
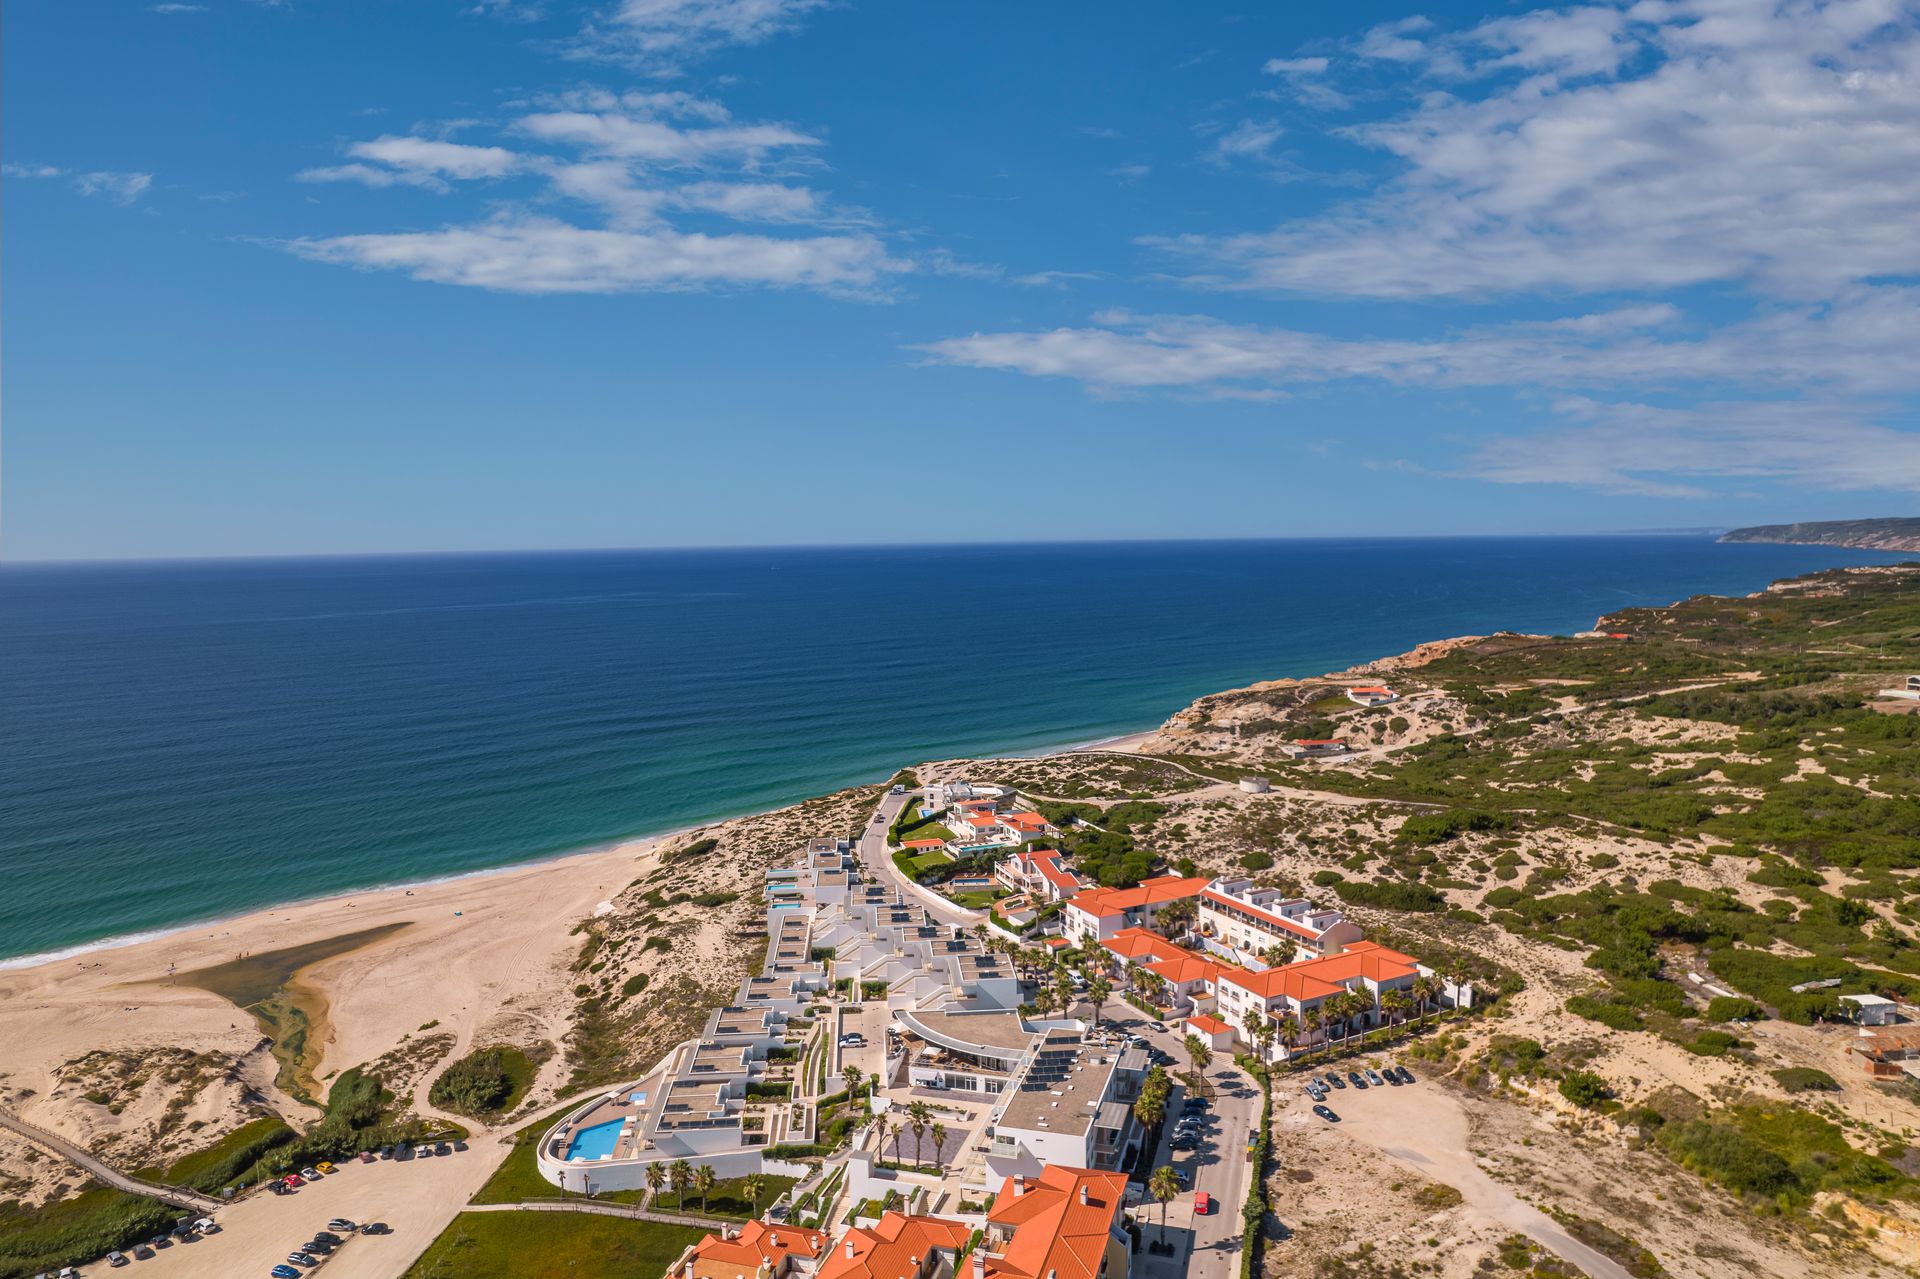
[1, 537, 1905, 961]
[566, 1119, 626, 1162]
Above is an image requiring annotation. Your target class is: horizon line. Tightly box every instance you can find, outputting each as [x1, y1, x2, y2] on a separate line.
[0, 527, 1740, 569]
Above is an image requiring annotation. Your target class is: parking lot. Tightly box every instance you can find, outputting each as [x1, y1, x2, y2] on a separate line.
[108, 1143, 500, 1279]
[1297, 1059, 1419, 1122]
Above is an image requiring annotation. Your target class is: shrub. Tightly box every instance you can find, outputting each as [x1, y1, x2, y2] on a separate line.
[1334, 880, 1446, 912]
[677, 837, 720, 859]
[1397, 808, 1512, 846]
[1240, 851, 1275, 871]
[1558, 1071, 1611, 1108]
[429, 1046, 533, 1117]
[1771, 1066, 1839, 1094]
[1704, 996, 1764, 1022]
[621, 972, 650, 998]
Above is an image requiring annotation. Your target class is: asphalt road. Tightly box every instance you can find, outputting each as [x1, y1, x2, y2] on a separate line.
[1099, 1010, 1258, 1279]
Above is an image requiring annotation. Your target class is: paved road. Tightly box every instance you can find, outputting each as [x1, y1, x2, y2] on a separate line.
[1097, 1012, 1257, 1279]
[858, 790, 979, 927]
[0, 1107, 224, 1214]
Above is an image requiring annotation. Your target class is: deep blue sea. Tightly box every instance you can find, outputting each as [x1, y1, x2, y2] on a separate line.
[0, 537, 1902, 962]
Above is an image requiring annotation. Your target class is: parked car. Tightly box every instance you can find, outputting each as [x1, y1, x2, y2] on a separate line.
[1325, 1073, 1345, 1090]
[302, 1242, 333, 1256]
[357, 1151, 375, 1164]
[314, 1161, 336, 1175]
[149, 1236, 171, 1250]
[1194, 1191, 1212, 1215]
[1347, 1071, 1366, 1088]
[433, 1143, 452, 1157]
[282, 1174, 304, 1188]
[287, 1253, 318, 1268]
[1398, 1066, 1417, 1084]
[1365, 1069, 1385, 1087]
[1170, 1136, 1197, 1151]
[361, 1223, 391, 1236]
[313, 1232, 343, 1245]
[415, 1146, 433, 1158]
[272, 1267, 302, 1279]
[193, 1218, 218, 1236]
[299, 1167, 321, 1180]
[107, 1251, 130, 1267]
[132, 1244, 154, 1260]
[326, 1220, 356, 1234]
[1385, 1068, 1403, 1085]
[453, 1140, 468, 1152]
[1313, 1104, 1340, 1122]
[1310, 1074, 1327, 1090]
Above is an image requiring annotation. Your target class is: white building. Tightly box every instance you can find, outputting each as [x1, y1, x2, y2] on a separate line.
[1196, 878, 1362, 965]
[984, 1028, 1147, 1178]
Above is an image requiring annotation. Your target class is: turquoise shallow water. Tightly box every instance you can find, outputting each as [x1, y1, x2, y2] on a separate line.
[0, 537, 1900, 962]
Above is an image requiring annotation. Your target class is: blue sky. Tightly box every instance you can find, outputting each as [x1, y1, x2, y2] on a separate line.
[6, 0, 1920, 560]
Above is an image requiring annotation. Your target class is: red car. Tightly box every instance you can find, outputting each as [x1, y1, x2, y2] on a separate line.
[1193, 1191, 1212, 1215]
[282, 1174, 304, 1187]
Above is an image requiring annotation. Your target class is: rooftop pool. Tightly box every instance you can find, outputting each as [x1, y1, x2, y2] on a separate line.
[565, 1117, 626, 1162]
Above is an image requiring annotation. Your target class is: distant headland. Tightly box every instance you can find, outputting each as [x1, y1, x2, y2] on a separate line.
[1721, 516, 1920, 553]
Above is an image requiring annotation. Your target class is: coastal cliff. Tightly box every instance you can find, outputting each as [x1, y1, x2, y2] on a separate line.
[1721, 516, 1920, 552]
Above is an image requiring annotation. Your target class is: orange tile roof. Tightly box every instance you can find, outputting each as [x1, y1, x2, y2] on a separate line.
[1146, 954, 1223, 986]
[1185, 1013, 1230, 1036]
[1100, 926, 1184, 963]
[1043, 936, 1071, 949]
[817, 1214, 971, 1279]
[984, 1166, 1127, 1279]
[1219, 940, 1419, 1004]
[1004, 812, 1049, 830]
[689, 1220, 829, 1279]
[1067, 876, 1209, 919]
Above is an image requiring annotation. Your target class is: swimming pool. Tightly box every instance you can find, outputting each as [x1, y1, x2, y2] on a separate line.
[565, 1118, 626, 1162]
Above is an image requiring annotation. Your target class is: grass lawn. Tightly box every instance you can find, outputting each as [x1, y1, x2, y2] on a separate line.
[470, 1096, 604, 1205]
[651, 1174, 797, 1219]
[948, 888, 1006, 908]
[403, 1211, 706, 1279]
[906, 849, 954, 873]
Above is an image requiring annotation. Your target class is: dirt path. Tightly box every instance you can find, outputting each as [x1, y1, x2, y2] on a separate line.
[0, 1106, 223, 1214]
[1283, 1083, 1636, 1279]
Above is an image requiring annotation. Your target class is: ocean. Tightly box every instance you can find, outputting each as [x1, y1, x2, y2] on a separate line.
[0, 536, 1900, 963]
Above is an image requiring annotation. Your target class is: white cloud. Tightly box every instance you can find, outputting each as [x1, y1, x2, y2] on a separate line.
[514, 110, 818, 163]
[9, 165, 154, 205]
[1207, 119, 1286, 165]
[297, 162, 449, 191]
[1262, 56, 1329, 74]
[1462, 399, 1920, 498]
[1161, 0, 1920, 299]
[284, 217, 900, 296]
[149, 3, 208, 12]
[350, 135, 523, 179]
[564, 0, 829, 72]
[74, 171, 154, 204]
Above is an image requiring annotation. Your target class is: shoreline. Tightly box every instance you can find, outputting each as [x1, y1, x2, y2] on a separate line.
[0, 721, 1165, 973]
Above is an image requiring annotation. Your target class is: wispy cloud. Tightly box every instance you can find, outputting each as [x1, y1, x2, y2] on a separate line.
[1163, 0, 1920, 298]
[562, 0, 830, 73]
[286, 91, 895, 295]
[8, 165, 154, 205]
[285, 217, 899, 296]
[148, 3, 209, 13]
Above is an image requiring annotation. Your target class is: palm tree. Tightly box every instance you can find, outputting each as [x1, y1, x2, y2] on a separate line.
[873, 1116, 894, 1164]
[645, 1161, 666, 1206]
[907, 1101, 932, 1170]
[842, 1065, 864, 1101]
[1086, 975, 1112, 1027]
[929, 1121, 947, 1172]
[1184, 1033, 1212, 1097]
[744, 1171, 766, 1215]
[1274, 1012, 1298, 1063]
[1259, 944, 1288, 969]
[693, 1163, 717, 1214]
[1411, 975, 1439, 1028]
[1132, 1084, 1166, 1131]
[1381, 990, 1411, 1033]
[1243, 1010, 1266, 1058]
[1149, 1165, 1183, 1246]
[1302, 1005, 1325, 1057]
[668, 1158, 693, 1209]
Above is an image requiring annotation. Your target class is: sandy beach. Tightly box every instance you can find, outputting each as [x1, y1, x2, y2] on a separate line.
[0, 835, 664, 1159]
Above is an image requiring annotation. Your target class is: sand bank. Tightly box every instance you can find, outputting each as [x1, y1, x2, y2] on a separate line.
[0, 835, 664, 1153]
